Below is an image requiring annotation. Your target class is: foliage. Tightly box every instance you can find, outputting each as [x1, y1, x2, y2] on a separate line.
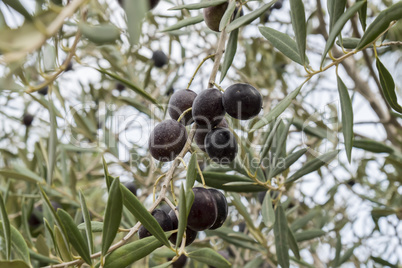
[0, 0, 401, 267]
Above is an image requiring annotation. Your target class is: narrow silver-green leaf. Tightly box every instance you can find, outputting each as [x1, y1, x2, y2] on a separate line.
[0, 224, 30, 263]
[271, 148, 308, 177]
[162, 15, 204, 32]
[321, 1, 366, 67]
[334, 234, 342, 266]
[0, 193, 11, 260]
[29, 249, 60, 264]
[337, 76, 354, 163]
[226, 1, 275, 33]
[259, 118, 283, 162]
[102, 178, 123, 258]
[102, 156, 112, 190]
[220, 28, 239, 82]
[219, 0, 237, 31]
[294, 229, 326, 242]
[104, 236, 163, 268]
[250, 84, 303, 132]
[0, 260, 30, 268]
[0, 169, 44, 183]
[188, 248, 231, 268]
[291, 209, 320, 231]
[77, 221, 104, 232]
[197, 172, 266, 192]
[54, 225, 73, 261]
[96, 68, 159, 106]
[289, 0, 306, 65]
[186, 153, 197, 191]
[47, 95, 58, 185]
[327, 0, 346, 33]
[357, 0, 367, 31]
[176, 184, 187, 246]
[121, 184, 171, 247]
[79, 191, 94, 254]
[339, 246, 356, 265]
[287, 227, 300, 260]
[286, 150, 340, 184]
[244, 256, 264, 268]
[206, 228, 263, 251]
[353, 139, 394, 154]
[370, 256, 397, 268]
[375, 57, 402, 113]
[124, 0, 147, 45]
[170, 0, 227, 10]
[274, 204, 289, 268]
[259, 26, 303, 65]
[336, 37, 361, 49]
[2, 0, 31, 20]
[230, 193, 254, 228]
[79, 23, 120, 44]
[356, 2, 402, 50]
[261, 192, 275, 228]
[57, 210, 92, 265]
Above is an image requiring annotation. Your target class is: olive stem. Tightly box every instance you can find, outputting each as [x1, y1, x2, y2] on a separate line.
[208, 30, 228, 88]
[177, 107, 192, 123]
[26, 31, 81, 93]
[195, 158, 206, 187]
[187, 54, 216, 89]
[211, 81, 225, 92]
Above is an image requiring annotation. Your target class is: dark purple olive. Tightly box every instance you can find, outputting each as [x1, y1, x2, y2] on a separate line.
[138, 209, 173, 239]
[208, 189, 228, 230]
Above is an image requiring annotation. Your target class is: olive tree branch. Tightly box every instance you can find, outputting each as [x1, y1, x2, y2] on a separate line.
[208, 30, 228, 88]
[1, 0, 89, 64]
[26, 31, 81, 93]
[47, 125, 197, 268]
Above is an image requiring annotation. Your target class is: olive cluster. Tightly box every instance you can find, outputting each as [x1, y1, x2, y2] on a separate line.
[138, 187, 228, 247]
[149, 83, 262, 164]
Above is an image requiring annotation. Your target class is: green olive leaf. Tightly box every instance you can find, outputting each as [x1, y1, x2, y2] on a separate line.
[169, 0, 227, 10]
[0, 221, 30, 263]
[226, 1, 275, 33]
[327, 0, 346, 33]
[101, 178, 123, 258]
[162, 15, 204, 32]
[104, 236, 163, 268]
[337, 76, 354, 163]
[78, 23, 120, 44]
[375, 56, 402, 114]
[79, 191, 94, 254]
[289, 0, 307, 65]
[176, 184, 187, 246]
[121, 184, 171, 247]
[188, 248, 231, 268]
[124, 0, 147, 45]
[321, 1, 366, 67]
[0, 260, 30, 268]
[0, 193, 11, 260]
[288, 227, 300, 260]
[294, 229, 326, 242]
[197, 172, 266, 192]
[356, 2, 402, 50]
[261, 192, 275, 228]
[250, 83, 304, 132]
[57, 209, 92, 265]
[219, 0, 237, 31]
[259, 26, 303, 65]
[274, 204, 290, 268]
[220, 28, 239, 82]
[286, 150, 340, 184]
